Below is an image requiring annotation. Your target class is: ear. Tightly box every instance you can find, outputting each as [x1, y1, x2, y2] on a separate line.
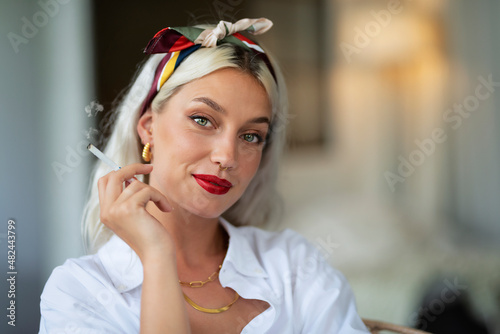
[137, 109, 154, 145]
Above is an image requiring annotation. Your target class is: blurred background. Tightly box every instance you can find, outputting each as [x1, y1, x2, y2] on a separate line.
[1, 0, 499, 333]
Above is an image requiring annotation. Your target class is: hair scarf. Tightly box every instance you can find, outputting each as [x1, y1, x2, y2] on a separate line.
[139, 18, 276, 115]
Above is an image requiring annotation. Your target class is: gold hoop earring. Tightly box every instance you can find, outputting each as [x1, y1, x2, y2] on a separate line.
[142, 143, 151, 162]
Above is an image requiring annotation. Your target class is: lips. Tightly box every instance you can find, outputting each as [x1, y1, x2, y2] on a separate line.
[192, 174, 233, 195]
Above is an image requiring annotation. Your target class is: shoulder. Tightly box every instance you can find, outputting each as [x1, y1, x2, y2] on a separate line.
[224, 220, 332, 277]
[225, 220, 314, 258]
[39, 238, 142, 333]
[223, 221, 370, 332]
[225, 220, 353, 293]
[39, 254, 112, 333]
[232, 227, 369, 333]
[41, 234, 142, 303]
[238, 224, 307, 248]
[41, 253, 110, 306]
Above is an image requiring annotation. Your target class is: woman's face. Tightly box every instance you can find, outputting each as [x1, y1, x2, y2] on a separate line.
[145, 68, 271, 219]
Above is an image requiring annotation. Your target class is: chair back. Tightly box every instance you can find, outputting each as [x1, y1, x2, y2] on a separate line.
[363, 319, 432, 334]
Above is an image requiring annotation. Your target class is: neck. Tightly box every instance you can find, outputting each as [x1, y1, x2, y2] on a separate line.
[145, 201, 228, 269]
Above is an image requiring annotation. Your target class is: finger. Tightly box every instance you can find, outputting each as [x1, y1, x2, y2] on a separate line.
[104, 164, 153, 207]
[97, 176, 109, 210]
[114, 163, 154, 183]
[124, 176, 138, 187]
[98, 175, 117, 224]
[128, 186, 173, 212]
[115, 177, 149, 204]
[154, 193, 173, 212]
[97, 173, 118, 209]
[114, 179, 173, 212]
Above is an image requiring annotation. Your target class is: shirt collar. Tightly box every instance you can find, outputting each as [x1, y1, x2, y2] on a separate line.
[219, 217, 269, 279]
[97, 218, 268, 293]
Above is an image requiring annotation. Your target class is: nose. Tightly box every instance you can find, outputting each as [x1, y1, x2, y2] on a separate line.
[210, 135, 238, 171]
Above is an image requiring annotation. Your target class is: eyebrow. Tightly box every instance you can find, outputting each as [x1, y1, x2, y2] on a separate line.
[249, 116, 271, 125]
[192, 97, 225, 114]
[192, 96, 271, 125]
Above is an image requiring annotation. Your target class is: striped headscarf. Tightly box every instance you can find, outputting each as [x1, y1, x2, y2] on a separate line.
[139, 18, 275, 115]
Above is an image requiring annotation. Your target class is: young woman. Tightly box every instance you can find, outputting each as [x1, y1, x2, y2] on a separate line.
[39, 18, 369, 334]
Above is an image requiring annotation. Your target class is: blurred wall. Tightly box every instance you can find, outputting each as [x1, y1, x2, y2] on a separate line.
[0, 1, 93, 332]
[248, 0, 328, 147]
[445, 0, 500, 244]
[326, 0, 500, 242]
[277, 0, 500, 327]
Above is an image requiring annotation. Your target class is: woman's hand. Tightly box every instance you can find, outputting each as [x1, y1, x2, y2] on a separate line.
[98, 163, 191, 333]
[97, 163, 174, 260]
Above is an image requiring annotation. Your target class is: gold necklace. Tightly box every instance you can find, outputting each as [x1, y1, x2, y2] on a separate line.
[178, 265, 222, 288]
[179, 263, 239, 313]
[183, 291, 240, 314]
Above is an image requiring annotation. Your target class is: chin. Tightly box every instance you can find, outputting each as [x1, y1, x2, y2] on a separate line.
[178, 200, 233, 220]
[179, 203, 225, 219]
[183, 208, 225, 221]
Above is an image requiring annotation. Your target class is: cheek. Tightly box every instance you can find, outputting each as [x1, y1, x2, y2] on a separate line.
[238, 149, 264, 184]
[154, 123, 206, 160]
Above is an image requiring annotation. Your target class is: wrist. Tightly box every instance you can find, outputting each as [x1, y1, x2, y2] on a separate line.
[140, 246, 177, 268]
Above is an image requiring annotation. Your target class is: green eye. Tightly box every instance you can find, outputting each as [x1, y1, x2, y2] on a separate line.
[193, 117, 209, 126]
[243, 133, 262, 143]
[243, 134, 255, 142]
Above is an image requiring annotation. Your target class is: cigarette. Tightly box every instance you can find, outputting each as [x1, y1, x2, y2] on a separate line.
[87, 143, 135, 183]
[87, 143, 121, 171]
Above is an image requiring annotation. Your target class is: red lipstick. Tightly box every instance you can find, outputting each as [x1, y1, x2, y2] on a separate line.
[192, 174, 232, 195]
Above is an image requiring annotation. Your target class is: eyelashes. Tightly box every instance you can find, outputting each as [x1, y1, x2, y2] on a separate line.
[242, 133, 263, 144]
[191, 116, 211, 127]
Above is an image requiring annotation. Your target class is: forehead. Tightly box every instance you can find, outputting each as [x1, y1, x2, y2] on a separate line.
[170, 68, 272, 118]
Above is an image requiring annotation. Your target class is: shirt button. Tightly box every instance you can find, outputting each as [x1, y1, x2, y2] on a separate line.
[117, 284, 127, 292]
[255, 268, 263, 274]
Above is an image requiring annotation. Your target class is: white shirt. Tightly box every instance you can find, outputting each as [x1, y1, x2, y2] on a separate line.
[39, 218, 369, 333]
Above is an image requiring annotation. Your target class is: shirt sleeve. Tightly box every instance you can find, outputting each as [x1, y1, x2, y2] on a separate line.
[39, 259, 136, 334]
[290, 236, 370, 334]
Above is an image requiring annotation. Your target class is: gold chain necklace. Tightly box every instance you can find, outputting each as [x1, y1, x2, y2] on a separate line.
[178, 265, 222, 288]
[183, 291, 239, 314]
[179, 263, 239, 313]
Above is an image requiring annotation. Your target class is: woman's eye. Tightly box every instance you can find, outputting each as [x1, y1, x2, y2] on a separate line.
[192, 117, 211, 127]
[242, 133, 262, 143]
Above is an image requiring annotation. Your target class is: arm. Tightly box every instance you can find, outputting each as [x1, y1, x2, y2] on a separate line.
[140, 252, 190, 334]
[98, 163, 190, 334]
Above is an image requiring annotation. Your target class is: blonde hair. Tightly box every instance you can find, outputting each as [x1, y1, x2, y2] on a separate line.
[82, 42, 288, 254]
